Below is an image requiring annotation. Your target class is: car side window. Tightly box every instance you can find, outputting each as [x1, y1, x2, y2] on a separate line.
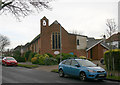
[62, 60, 66, 64]
[71, 60, 78, 66]
[3, 57, 6, 60]
[64, 60, 71, 65]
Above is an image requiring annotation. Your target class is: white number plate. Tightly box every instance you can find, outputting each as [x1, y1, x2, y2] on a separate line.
[99, 74, 105, 76]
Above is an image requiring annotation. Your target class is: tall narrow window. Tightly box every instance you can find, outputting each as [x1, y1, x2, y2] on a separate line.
[77, 39, 79, 45]
[52, 33, 55, 49]
[52, 32, 60, 49]
[58, 33, 60, 49]
[55, 32, 58, 49]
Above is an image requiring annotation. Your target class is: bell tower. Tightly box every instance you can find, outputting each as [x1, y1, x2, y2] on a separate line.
[40, 16, 49, 34]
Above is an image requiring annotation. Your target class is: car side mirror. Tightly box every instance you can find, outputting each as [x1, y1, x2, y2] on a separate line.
[75, 64, 80, 67]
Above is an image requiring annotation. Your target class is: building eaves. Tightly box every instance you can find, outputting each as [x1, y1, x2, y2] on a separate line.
[100, 43, 110, 50]
[86, 40, 103, 51]
[30, 34, 40, 44]
[68, 33, 87, 37]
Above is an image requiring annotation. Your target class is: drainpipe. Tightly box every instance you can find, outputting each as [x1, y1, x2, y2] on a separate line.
[60, 24, 62, 63]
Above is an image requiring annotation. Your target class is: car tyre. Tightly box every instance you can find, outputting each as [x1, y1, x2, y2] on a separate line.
[4, 63, 7, 66]
[59, 69, 64, 77]
[80, 72, 86, 81]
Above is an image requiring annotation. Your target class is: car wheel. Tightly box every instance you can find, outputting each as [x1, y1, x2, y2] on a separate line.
[4, 63, 7, 66]
[59, 69, 64, 77]
[80, 72, 86, 81]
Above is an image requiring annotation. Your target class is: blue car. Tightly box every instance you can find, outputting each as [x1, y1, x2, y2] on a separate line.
[58, 59, 107, 81]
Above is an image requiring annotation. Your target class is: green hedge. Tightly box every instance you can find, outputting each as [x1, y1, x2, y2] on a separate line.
[28, 52, 37, 62]
[44, 58, 58, 65]
[45, 53, 54, 58]
[24, 51, 32, 61]
[31, 54, 58, 65]
[104, 49, 120, 71]
[56, 53, 77, 63]
[14, 56, 26, 62]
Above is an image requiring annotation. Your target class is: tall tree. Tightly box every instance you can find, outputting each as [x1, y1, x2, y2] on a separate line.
[106, 19, 117, 49]
[0, 0, 52, 19]
[0, 34, 10, 56]
[105, 19, 117, 72]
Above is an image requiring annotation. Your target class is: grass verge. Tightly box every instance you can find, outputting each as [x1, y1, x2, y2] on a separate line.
[17, 64, 38, 68]
[51, 69, 59, 73]
[107, 75, 120, 80]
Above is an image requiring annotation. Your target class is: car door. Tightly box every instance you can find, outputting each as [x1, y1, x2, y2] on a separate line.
[69, 60, 80, 76]
[63, 59, 71, 75]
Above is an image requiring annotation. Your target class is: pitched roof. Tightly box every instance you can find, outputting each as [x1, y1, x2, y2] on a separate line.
[86, 38, 109, 51]
[30, 34, 40, 44]
[106, 32, 120, 42]
[69, 33, 87, 37]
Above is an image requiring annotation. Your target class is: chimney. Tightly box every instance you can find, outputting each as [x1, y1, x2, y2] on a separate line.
[103, 35, 106, 43]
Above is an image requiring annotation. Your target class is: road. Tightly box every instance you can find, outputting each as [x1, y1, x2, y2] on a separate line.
[2, 66, 120, 85]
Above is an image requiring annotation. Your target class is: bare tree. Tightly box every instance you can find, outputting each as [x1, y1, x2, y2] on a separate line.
[105, 19, 117, 72]
[0, 0, 52, 19]
[0, 34, 10, 56]
[106, 19, 117, 38]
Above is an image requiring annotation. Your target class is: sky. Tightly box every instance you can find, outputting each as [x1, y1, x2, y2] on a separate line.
[0, 0, 119, 50]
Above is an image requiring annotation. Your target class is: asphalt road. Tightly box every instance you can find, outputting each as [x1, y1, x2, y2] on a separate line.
[2, 66, 120, 85]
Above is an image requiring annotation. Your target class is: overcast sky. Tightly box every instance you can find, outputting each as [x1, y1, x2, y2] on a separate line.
[0, 0, 119, 50]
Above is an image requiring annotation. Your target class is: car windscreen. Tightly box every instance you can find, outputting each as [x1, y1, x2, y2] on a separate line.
[6, 58, 15, 60]
[77, 60, 96, 67]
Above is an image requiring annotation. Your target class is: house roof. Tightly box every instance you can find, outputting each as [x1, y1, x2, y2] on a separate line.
[69, 33, 87, 37]
[30, 34, 40, 44]
[106, 32, 120, 42]
[86, 38, 109, 51]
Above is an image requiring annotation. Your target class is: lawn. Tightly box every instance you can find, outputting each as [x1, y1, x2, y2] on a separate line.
[17, 64, 38, 68]
[107, 75, 120, 80]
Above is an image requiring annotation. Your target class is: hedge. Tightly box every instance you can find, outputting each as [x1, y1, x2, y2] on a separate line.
[104, 49, 120, 71]
[31, 54, 58, 65]
[24, 51, 32, 61]
[28, 52, 37, 62]
[55, 53, 77, 63]
[13, 56, 26, 62]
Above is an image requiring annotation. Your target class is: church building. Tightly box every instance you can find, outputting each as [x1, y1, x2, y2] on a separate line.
[27, 16, 87, 57]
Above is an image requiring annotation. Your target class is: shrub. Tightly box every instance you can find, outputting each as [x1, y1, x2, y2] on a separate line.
[104, 49, 120, 71]
[45, 53, 54, 58]
[14, 56, 26, 62]
[28, 52, 37, 62]
[79, 56, 86, 59]
[24, 51, 32, 61]
[44, 58, 58, 65]
[87, 58, 92, 61]
[38, 58, 45, 65]
[31, 57, 38, 64]
[13, 51, 21, 57]
[43, 54, 49, 59]
[31, 53, 58, 65]
[56, 53, 77, 63]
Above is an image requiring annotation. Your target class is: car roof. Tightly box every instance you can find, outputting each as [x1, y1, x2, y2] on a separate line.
[64, 58, 88, 61]
[5, 57, 14, 58]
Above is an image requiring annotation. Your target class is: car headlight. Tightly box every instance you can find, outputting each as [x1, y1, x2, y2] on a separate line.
[88, 70, 96, 73]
